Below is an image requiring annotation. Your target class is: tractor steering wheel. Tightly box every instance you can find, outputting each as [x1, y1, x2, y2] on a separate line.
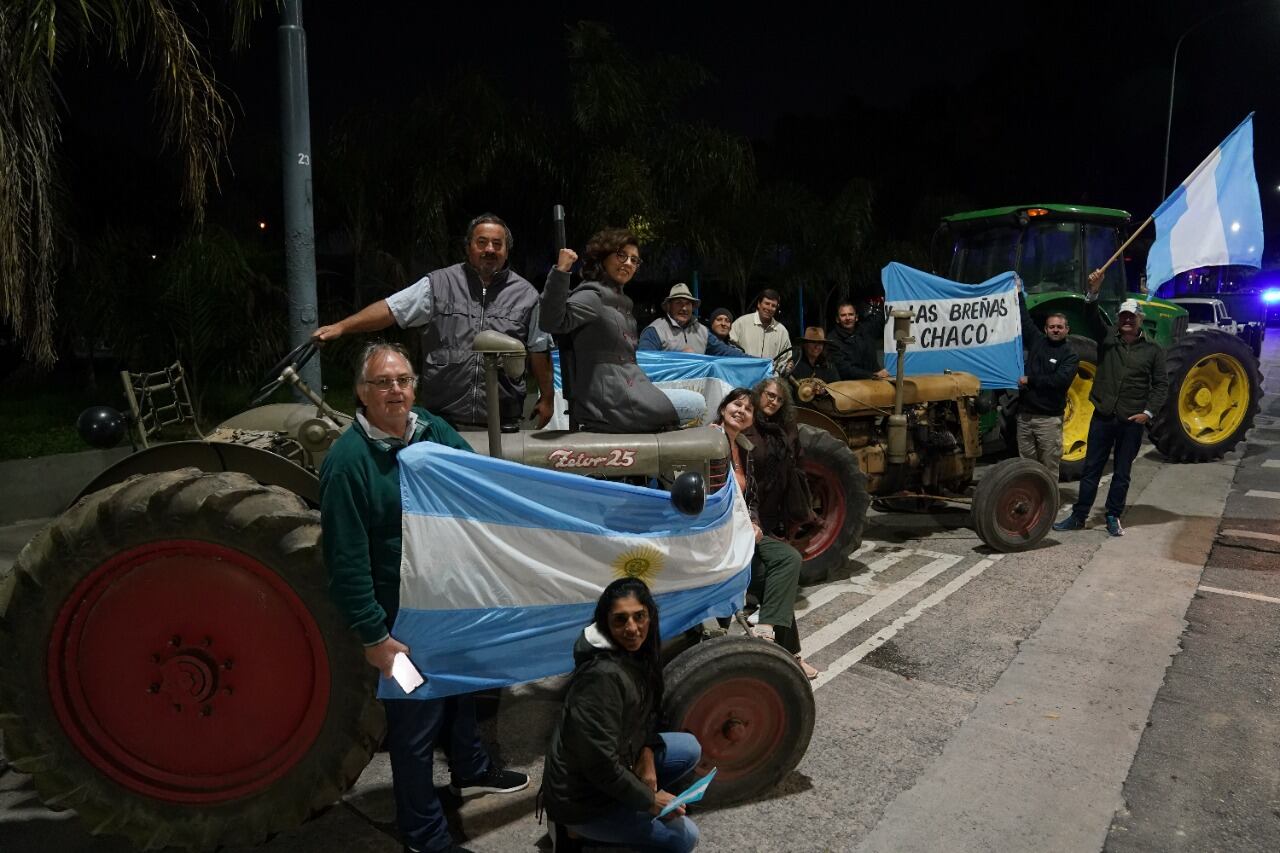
[249, 341, 320, 407]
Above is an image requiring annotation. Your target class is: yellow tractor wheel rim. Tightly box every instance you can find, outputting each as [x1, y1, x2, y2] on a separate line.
[1061, 361, 1096, 463]
[1177, 353, 1249, 445]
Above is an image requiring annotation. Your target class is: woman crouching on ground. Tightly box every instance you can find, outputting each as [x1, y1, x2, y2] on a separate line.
[715, 387, 817, 679]
[541, 578, 701, 852]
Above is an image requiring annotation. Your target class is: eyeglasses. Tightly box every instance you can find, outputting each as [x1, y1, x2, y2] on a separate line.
[609, 610, 650, 628]
[363, 375, 417, 391]
[761, 390, 782, 403]
[614, 251, 643, 268]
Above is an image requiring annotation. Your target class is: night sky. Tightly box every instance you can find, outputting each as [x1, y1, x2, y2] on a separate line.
[63, 1, 1280, 271]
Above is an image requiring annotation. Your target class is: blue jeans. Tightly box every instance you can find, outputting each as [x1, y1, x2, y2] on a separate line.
[565, 732, 702, 852]
[661, 388, 708, 425]
[1071, 413, 1145, 520]
[384, 695, 489, 853]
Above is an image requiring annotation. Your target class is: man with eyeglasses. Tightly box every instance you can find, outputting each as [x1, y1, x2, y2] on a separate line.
[730, 289, 792, 362]
[313, 213, 554, 431]
[320, 342, 528, 853]
[637, 283, 744, 356]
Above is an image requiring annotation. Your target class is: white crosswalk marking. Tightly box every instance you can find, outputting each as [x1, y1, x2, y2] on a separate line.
[801, 552, 964, 657]
[1244, 489, 1280, 500]
[813, 556, 1002, 690]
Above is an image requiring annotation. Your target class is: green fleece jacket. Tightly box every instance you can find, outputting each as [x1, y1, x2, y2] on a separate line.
[1085, 302, 1169, 420]
[319, 407, 471, 646]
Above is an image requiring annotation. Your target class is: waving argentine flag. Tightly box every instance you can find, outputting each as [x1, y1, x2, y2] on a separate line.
[385, 442, 755, 700]
[881, 262, 1024, 389]
[1147, 113, 1264, 287]
[545, 349, 773, 431]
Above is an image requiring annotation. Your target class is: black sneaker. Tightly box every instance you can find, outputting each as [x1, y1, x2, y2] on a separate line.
[450, 766, 529, 797]
[1052, 515, 1085, 532]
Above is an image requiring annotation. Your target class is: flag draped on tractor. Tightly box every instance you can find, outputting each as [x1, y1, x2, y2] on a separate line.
[1147, 113, 1264, 288]
[545, 349, 773, 430]
[880, 262, 1024, 389]
[385, 442, 755, 700]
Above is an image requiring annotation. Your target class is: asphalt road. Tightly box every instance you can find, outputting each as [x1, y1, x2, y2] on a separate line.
[2, 335, 1277, 853]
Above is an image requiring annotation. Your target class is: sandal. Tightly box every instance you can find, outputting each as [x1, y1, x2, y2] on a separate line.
[752, 624, 776, 642]
[796, 656, 821, 680]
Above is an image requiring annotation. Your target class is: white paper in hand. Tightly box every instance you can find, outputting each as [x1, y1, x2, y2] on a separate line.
[390, 652, 425, 694]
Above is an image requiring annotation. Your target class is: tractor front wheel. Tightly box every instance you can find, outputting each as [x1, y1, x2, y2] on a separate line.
[790, 425, 869, 585]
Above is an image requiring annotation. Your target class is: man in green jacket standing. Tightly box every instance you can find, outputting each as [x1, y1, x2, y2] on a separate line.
[1054, 273, 1169, 537]
[320, 342, 527, 853]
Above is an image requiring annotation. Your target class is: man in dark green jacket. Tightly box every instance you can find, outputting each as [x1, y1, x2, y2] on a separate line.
[1055, 276, 1169, 537]
[320, 342, 526, 853]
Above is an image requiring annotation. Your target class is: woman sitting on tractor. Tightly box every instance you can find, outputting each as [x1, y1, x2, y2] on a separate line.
[715, 388, 819, 679]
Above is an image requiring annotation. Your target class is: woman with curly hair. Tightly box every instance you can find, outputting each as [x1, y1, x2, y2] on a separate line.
[541, 228, 706, 432]
[714, 387, 818, 679]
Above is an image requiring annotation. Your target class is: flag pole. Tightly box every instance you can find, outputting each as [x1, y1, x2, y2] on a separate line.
[1092, 214, 1154, 278]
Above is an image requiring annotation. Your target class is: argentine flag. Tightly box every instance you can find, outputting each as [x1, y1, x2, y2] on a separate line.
[385, 442, 755, 700]
[545, 349, 774, 431]
[881, 262, 1024, 389]
[1147, 113, 1264, 287]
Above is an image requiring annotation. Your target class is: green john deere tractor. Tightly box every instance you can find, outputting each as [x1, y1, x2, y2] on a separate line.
[935, 204, 1263, 480]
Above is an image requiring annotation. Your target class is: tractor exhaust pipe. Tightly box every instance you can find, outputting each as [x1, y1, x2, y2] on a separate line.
[887, 308, 914, 465]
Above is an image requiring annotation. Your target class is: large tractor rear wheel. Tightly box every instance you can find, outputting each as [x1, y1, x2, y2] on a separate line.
[1058, 335, 1098, 482]
[0, 469, 381, 851]
[790, 425, 869, 585]
[1149, 330, 1262, 462]
[663, 636, 814, 805]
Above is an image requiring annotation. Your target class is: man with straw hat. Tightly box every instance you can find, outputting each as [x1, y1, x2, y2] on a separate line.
[638, 283, 744, 356]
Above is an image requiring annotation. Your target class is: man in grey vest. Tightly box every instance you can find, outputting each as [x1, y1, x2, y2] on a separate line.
[313, 214, 554, 429]
[637, 283, 744, 356]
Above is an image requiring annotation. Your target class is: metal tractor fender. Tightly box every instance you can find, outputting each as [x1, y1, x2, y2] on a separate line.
[72, 441, 321, 508]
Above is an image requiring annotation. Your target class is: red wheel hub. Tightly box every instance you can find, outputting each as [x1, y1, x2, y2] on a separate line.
[994, 478, 1051, 537]
[48, 540, 331, 804]
[789, 460, 846, 561]
[677, 676, 786, 780]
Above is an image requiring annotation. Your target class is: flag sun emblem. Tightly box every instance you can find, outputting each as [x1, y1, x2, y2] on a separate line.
[612, 546, 665, 582]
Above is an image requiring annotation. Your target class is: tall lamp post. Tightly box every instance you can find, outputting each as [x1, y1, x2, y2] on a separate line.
[1162, 4, 1260, 200]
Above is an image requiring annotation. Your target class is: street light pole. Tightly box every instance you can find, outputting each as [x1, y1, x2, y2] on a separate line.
[278, 0, 321, 395]
[1161, 4, 1260, 201]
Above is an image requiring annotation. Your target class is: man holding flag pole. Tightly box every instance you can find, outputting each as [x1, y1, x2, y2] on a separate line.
[1055, 113, 1262, 535]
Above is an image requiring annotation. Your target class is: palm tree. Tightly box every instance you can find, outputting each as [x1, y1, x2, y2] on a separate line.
[0, 1, 260, 366]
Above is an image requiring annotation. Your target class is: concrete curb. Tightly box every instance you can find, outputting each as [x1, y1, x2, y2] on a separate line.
[0, 448, 131, 524]
[853, 456, 1237, 853]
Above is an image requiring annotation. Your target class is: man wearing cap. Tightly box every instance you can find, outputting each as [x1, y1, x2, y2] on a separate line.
[1014, 278, 1079, 483]
[827, 301, 889, 381]
[791, 327, 839, 382]
[731, 289, 792, 362]
[638, 283, 744, 356]
[1054, 271, 1168, 537]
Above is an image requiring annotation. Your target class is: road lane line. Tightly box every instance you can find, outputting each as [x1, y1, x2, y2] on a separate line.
[1244, 489, 1280, 500]
[1199, 585, 1280, 605]
[801, 553, 964, 656]
[1219, 528, 1280, 544]
[1262, 459, 1280, 468]
[814, 556, 1001, 690]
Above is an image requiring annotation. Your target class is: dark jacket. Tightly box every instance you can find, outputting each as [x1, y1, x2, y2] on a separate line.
[744, 418, 803, 534]
[1017, 294, 1080, 416]
[1085, 301, 1169, 419]
[791, 354, 839, 383]
[540, 269, 678, 432]
[319, 408, 472, 646]
[541, 626, 664, 824]
[827, 325, 882, 380]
